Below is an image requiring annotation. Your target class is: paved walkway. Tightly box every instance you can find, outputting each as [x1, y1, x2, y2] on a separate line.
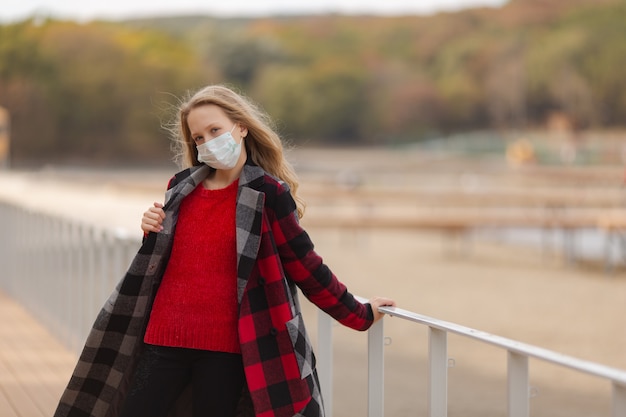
[0, 291, 76, 417]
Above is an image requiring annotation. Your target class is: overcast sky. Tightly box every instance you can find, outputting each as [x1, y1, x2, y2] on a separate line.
[2, 0, 508, 22]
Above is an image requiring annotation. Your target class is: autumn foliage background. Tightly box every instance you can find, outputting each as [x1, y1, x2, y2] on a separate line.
[1, 0, 625, 165]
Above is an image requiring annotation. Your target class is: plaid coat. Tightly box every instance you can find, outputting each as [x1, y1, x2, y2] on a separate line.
[54, 160, 374, 417]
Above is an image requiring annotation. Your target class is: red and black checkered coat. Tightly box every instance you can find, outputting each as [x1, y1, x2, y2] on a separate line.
[54, 160, 374, 417]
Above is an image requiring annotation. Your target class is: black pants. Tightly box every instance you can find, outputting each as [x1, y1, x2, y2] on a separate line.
[119, 344, 246, 417]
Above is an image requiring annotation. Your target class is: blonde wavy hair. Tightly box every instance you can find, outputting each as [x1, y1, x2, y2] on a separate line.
[170, 84, 305, 218]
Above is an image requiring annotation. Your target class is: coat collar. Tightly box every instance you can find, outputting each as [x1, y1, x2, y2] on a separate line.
[167, 157, 264, 187]
[239, 158, 266, 190]
[162, 159, 265, 210]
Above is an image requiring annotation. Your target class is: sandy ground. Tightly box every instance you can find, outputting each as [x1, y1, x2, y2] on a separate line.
[1, 148, 625, 417]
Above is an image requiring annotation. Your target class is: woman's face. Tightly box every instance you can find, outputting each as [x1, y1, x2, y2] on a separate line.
[187, 104, 247, 146]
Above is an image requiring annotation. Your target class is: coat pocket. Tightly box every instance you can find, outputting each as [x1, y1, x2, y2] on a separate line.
[286, 313, 315, 380]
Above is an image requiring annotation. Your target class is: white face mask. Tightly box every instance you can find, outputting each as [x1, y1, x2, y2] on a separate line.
[196, 125, 243, 170]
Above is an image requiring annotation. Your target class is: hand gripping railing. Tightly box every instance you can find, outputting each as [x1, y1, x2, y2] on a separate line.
[317, 302, 626, 417]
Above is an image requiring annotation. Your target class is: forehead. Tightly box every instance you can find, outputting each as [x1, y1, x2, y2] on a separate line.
[187, 104, 230, 128]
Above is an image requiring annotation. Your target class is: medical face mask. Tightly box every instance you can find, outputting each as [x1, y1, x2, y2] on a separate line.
[196, 125, 242, 170]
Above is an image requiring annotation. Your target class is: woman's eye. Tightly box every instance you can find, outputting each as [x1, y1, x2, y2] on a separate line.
[194, 136, 203, 143]
[210, 128, 220, 134]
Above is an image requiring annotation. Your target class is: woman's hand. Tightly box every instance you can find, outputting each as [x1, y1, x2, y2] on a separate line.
[369, 296, 396, 323]
[141, 202, 165, 234]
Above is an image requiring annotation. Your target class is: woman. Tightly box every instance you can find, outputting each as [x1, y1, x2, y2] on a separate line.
[55, 85, 395, 417]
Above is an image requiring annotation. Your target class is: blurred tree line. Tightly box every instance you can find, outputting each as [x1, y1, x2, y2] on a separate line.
[0, 0, 625, 164]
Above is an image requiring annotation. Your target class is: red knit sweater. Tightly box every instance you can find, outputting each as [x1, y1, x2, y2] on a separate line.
[144, 179, 240, 353]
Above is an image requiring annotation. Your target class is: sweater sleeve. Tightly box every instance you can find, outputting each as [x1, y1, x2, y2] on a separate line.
[269, 181, 374, 331]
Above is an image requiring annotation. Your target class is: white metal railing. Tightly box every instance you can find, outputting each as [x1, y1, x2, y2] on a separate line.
[316, 302, 626, 417]
[1, 200, 626, 416]
[0, 201, 140, 352]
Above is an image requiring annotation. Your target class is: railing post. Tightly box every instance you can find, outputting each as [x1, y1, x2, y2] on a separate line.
[85, 227, 97, 330]
[429, 327, 448, 417]
[70, 221, 83, 352]
[111, 228, 128, 287]
[317, 311, 334, 417]
[99, 231, 111, 304]
[613, 382, 626, 417]
[368, 318, 385, 417]
[508, 350, 529, 417]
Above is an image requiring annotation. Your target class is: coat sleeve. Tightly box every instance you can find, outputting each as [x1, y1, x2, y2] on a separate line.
[268, 181, 374, 331]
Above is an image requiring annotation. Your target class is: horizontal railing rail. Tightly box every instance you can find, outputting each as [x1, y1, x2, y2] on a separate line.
[1, 199, 625, 416]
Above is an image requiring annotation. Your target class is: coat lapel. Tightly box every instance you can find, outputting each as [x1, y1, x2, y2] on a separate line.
[235, 163, 265, 303]
[163, 165, 211, 232]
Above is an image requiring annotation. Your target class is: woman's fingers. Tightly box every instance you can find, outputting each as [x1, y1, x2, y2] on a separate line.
[370, 296, 396, 308]
[140, 202, 166, 233]
[369, 296, 396, 323]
